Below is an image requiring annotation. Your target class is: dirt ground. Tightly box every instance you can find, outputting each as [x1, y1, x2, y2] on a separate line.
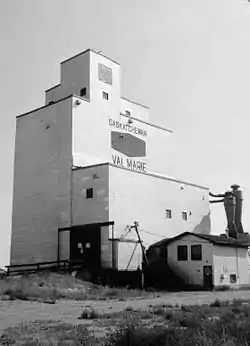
[1, 290, 250, 336]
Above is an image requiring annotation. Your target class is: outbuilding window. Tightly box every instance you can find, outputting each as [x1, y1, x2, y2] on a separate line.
[166, 209, 172, 219]
[86, 188, 93, 199]
[177, 245, 188, 261]
[191, 244, 202, 261]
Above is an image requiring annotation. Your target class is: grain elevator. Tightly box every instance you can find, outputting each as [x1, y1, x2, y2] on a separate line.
[10, 49, 211, 275]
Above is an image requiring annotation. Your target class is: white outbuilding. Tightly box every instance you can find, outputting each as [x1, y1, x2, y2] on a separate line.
[148, 232, 250, 290]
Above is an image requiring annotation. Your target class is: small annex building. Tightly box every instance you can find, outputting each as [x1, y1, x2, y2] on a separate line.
[147, 232, 250, 290]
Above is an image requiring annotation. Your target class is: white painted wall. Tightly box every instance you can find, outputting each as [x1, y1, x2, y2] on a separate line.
[46, 50, 175, 177]
[61, 51, 91, 99]
[45, 84, 61, 105]
[69, 164, 210, 268]
[166, 234, 213, 286]
[71, 165, 109, 226]
[89, 50, 121, 109]
[11, 49, 211, 268]
[11, 97, 73, 265]
[213, 245, 249, 288]
[166, 235, 249, 288]
[109, 165, 211, 248]
[72, 96, 111, 167]
[120, 97, 149, 122]
[138, 119, 174, 177]
[72, 97, 174, 176]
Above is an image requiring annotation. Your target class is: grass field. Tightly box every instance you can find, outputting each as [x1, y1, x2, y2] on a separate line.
[0, 271, 149, 302]
[2, 273, 250, 345]
[2, 298, 250, 345]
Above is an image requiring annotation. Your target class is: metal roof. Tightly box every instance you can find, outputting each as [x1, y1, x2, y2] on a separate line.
[149, 232, 250, 249]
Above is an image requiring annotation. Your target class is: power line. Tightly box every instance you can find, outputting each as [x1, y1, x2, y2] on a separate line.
[139, 229, 166, 239]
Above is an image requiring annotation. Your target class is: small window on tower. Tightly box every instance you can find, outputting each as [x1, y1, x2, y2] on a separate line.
[182, 211, 188, 221]
[166, 209, 172, 219]
[80, 87, 87, 97]
[102, 91, 109, 100]
[86, 188, 93, 199]
[125, 110, 131, 116]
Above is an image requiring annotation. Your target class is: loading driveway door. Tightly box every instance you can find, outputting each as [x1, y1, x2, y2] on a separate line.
[70, 224, 101, 267]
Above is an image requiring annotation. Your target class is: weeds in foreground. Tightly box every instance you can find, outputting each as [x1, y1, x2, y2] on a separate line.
[0, 272, 148, 302]
[3, 300, 250, 345]
[0, 321, 98, 346]
[210, 298, 221, 307]
[105, 300, 250, 346]
[78, 307, 99, 320]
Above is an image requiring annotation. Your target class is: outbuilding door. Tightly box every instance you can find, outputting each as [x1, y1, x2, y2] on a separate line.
[203, 266, 213, 290]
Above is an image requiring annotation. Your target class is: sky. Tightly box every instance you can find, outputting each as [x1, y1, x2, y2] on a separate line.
[1, 0, 250, 268]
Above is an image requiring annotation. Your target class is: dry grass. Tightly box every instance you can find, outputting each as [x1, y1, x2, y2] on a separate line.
[0, 271, 148, 303]
[104, 299, 250, 345]
[2, 298, 250, 345]
[0, 320, 99, 346]
[3, 299, 250, 345]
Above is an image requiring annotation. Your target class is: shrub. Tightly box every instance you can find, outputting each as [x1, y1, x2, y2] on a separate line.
[210, 299, 221, 307]
[162, 303, 174, 308]
[125, 306, 133, 312]
[152, 307, 166, 316]
[78, 307, 99, 320]
[164, 310, 174, 320]
[178, 312, 200, 328]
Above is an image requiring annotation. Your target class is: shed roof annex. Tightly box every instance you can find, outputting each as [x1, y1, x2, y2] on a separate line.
[149, 232, 250, 249]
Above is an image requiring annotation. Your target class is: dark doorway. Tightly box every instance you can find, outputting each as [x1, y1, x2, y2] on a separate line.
[70, 224, 101, 268]
[203, 266, 213, 290]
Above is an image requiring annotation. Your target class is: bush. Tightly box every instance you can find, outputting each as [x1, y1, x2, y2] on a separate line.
[178, 312, 200, 328]
[210, 299, 221, 307]
[125, 306, 134, 312]
[78, 307, 99, 320]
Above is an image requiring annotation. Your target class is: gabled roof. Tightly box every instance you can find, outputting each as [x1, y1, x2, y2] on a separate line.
[149, 238, 171, 248]
[149, 232, 250, 249]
